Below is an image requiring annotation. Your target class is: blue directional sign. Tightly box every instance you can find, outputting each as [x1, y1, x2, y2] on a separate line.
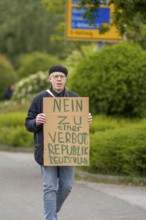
[72, 0, 105, 4]
[66, 0, 123, 41]
[72, 7, 110, 30]
[72, 0, 82, 3]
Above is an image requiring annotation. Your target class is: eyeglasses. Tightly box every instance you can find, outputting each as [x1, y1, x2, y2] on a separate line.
[50, 75, 66, 80]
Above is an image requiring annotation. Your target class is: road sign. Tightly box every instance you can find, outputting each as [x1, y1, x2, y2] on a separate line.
[66, 0, 123, 41]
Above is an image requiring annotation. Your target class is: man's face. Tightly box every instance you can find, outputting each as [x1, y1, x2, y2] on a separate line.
[49, 72, 67, 93]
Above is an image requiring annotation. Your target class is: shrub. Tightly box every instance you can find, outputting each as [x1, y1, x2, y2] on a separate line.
[0, 112, 33, 147]
[68, 42, 146, 117]
[64, 43, 97, 73]
[0, 54, 17, 99]
[1, 110, 146, 177]
[87, 115, 146, 177]
[12, 71, 50, 103]
[17, 52, 60, 79]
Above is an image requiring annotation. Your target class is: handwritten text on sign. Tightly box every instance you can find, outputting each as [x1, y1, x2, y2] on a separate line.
[43, 97, 89, 166]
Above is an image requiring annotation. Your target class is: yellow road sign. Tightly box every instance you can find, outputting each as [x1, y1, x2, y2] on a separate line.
[66, 0, 123, 41]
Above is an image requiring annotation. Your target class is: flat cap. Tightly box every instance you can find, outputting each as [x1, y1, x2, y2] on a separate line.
[49, 64, 68, 76]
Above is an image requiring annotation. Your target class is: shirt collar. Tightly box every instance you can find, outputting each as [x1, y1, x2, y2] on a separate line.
[51, 88, 65, 97]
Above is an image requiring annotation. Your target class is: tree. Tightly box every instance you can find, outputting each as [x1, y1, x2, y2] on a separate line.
[41, 0, 146, 49]
[41, 0, 94, 59]
[0, 0, 63, 64]
[80, 0, 146, 49]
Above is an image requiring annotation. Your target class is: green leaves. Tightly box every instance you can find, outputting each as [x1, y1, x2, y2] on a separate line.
[0, 54, 17, 99]
[89, 115, 146, 176]
[69, 42, 146, 117]
[80, 0, 146, 49]
[17, 52, 60, 79]
[0, 0, 62, 62]
[0, 112, 33, 147]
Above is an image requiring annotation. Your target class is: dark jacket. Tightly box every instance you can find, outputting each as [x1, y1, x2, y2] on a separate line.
[25, 88, 78, 165]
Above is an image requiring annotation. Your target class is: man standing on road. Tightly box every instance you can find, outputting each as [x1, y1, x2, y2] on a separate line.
[25, 64, 92, 220]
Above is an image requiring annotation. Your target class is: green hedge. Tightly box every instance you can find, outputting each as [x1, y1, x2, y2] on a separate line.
[0, 54, 17, 99]
[1, 111, 146, 177]
[88, 115, 146, 177]
[68, 42, 146, 117]
[0, 112, 33, 147]
[17, 52, 60, 79]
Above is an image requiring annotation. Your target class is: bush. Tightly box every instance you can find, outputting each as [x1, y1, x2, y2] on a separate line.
[18, 52, 60, 79]
[88, 115, 146, 177]
[0, 54, 17, 99]
[1, 110, 146, 177]
[68, 42, 146, 117]
[12, 71, 50, 103]
[64, 43, 97, 73]
[0, 112, 33, 147]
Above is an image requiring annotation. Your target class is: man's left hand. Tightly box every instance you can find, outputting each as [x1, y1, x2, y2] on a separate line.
[88, 113, 92, 124]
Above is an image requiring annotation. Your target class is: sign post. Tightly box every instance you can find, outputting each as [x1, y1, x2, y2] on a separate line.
[66, 0, 123, 41]
[43, 97, 90, 166]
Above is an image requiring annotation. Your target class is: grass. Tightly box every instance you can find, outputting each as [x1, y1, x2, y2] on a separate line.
[75, 169, 146, 186]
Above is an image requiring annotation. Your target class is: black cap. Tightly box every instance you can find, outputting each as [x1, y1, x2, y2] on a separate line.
[49, 64, 68, 76]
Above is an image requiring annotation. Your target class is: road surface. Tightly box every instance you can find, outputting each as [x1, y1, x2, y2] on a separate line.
[1, 151, 146, 220]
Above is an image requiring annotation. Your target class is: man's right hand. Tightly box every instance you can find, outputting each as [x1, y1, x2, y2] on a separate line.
[36, 113, 47, 125]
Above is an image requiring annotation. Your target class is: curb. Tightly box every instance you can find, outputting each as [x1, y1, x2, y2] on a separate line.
[0, 145, 33, 153]
[75, 170, 146, 185]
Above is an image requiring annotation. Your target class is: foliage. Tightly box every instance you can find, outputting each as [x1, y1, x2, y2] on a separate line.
[0, 112, 33, 147]
[111, 0, 146, 34]
[14, 46, 97, 104]
[80, 0, 146, 49]
[0, 54, 17, 99]
[42, 0, 65, 14]
[64, 43, 97, 73]
[0, 0, 63, 63]
[1, 110, 146, 177]
[41, 0, 146, 50]
[68, 42, 146, 117]
[87, 115, 146, 177]
[0, 0, 94, 63]
[17, 52, 60, 79]
[127, 15, 146, 50]
[41, 0, 95, 59]
[0, 100, 30, 113]
[12, 71, 50, 103]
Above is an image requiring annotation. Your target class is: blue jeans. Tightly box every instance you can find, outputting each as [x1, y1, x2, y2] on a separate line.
[41, 166, 74, 220]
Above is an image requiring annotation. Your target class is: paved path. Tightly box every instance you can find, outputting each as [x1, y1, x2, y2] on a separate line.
[1, 151, 146, 220]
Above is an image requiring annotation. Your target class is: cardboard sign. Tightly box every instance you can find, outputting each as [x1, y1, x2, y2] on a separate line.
[43, 97, 89, 166]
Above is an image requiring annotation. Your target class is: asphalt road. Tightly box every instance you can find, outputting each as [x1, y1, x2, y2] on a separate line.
[1, 151, 146, 220]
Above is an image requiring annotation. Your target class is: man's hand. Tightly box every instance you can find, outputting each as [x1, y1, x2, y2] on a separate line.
[36, 113, 47, 125]
[88, 113, 92, 124]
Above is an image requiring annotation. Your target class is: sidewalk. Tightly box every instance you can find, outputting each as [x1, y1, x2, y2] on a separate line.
[78, 181, 146, 210]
